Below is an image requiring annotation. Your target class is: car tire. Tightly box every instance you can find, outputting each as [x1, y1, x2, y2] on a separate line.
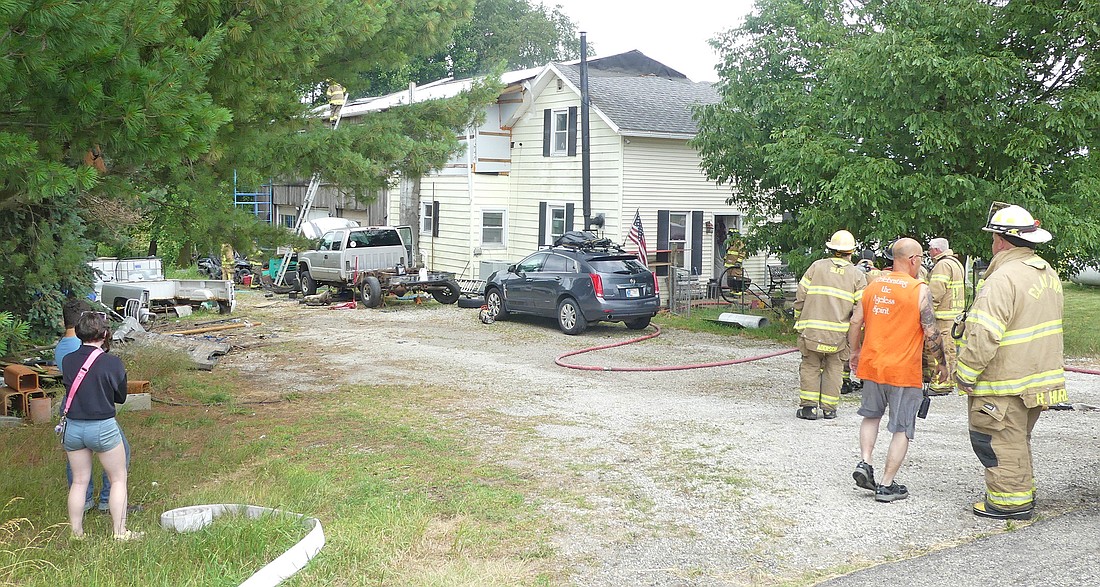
[299, 270, 317, 296]
[624, 316, 651, 330]
[234, 267, 252, 284]
[485, 287, 509, 320]
[360, 276, 383, 308]
[431, 280, 461, 305]
[557, 297, 587, 335]
[457, 297, 484, 309]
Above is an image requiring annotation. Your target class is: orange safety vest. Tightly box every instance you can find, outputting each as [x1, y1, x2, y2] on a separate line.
[857, 271, 923, 388]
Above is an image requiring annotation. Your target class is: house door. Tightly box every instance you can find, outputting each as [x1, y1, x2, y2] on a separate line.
[713, 215, 741, 279]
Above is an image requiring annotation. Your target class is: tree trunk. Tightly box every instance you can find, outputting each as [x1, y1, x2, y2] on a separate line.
[398, 173, 421, 265]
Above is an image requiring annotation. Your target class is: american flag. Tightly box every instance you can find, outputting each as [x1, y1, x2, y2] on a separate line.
[627, 209, 648, 267]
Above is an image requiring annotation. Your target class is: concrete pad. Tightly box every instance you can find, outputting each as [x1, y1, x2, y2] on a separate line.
[117, 393, 151, 412]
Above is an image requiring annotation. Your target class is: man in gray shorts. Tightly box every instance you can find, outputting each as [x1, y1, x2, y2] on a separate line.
[848, 238, 946, 502]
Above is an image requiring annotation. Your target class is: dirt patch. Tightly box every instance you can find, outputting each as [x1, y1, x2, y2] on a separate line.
[218, 291, 1100, 586]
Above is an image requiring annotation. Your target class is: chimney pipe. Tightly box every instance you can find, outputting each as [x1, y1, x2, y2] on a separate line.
[580, 32, 592, 232]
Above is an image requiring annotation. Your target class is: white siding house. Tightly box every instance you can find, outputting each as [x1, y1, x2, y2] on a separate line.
[285, 51, 779, 297]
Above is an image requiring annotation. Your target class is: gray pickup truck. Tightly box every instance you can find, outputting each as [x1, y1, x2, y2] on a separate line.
[297, 226, 461, 307]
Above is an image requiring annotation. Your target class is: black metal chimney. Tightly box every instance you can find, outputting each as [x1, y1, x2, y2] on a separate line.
[580, 32, 592, 231]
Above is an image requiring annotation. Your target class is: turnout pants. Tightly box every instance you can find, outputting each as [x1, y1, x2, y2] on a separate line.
[968, 395, 1042, 512]
[928, 319, 958, 394]
[797, 337, 843, 412]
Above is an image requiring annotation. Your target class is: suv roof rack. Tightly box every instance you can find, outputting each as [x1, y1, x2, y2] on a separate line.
[550, 231, 628, 254]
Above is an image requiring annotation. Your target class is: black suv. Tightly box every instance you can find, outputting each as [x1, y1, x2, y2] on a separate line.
[482, 233, 660, 334]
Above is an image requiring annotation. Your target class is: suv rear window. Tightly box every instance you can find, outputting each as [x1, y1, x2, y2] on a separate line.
[587, 255, 648, 274]
[349, 229, 402, 248]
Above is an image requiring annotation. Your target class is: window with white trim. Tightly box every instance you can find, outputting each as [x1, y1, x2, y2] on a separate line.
[547, 204, 566, 243]
[420, 201, 434, 234]
[668, 211, 689, 268]
[551, 109, 569, 155]
[481, 210, 506, 247]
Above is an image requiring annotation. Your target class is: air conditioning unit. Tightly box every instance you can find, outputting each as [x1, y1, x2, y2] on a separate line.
[480, 260, 512, 279]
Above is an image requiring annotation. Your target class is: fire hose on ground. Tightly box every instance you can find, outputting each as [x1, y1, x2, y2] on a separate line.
[553, 324, 1100, 401]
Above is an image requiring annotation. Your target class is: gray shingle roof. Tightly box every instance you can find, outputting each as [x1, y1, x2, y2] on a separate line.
[556, 53, 718, 137]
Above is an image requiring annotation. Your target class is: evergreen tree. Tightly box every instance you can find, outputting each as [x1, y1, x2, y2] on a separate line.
[1, 0, 494, 335]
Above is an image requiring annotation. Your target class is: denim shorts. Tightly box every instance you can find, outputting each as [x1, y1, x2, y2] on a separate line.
[62, 418, 123, 453]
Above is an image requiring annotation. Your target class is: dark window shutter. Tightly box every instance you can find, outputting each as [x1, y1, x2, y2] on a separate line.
[565, 203, 575, 232]
[542, 109, 551, 157]
[538, 202, 547, 245]
[432, 201, 440, 237]
[567, 106, 578, 157]
[691, 211, 704, 275]
[656, 209, 670, 277]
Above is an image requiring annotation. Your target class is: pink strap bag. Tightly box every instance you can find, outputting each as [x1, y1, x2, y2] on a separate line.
[55, 348, 104, 445]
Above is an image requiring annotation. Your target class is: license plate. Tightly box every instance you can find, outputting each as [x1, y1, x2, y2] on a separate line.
[625, 288, 640, 298]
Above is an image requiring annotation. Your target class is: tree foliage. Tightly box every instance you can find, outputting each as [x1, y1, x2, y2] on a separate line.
[694, 0, 1100, 273]
[363, 0, 581, 96]
[1, 0, 495, 335]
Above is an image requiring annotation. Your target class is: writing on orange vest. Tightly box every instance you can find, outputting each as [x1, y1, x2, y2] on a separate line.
[857, 272, 923, 388]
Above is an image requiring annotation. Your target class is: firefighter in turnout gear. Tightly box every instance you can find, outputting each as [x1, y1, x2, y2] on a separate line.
[955, 203, 1063, 521]
[926, 237, 965, 395]
[794, 230, 868, 420]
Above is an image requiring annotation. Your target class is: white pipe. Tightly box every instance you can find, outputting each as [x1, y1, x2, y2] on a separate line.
[717, 312, 769, 329]
[161, 504, 325, 587]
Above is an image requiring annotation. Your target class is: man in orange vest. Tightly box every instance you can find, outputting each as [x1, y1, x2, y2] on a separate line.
[848, 238, 947, 502]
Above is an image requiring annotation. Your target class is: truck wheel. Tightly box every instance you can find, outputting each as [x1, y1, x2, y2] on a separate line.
[431, 280, 461, 304]
[557, 297, 587, 335]
[624, 316, 651, 330]
[360, 276, 383, 308]
[299, 270, 317, 296]
[485, 287, 508, 320]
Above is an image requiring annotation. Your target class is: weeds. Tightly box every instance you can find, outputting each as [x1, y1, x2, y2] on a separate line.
[0, 498, 60, 585]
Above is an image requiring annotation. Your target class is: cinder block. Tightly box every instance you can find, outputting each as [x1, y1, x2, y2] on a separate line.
[3, 365, 38, 393]
[117, 393, 151, 412]
[128, 380, 151, 394]
[0, 416, 24, 428]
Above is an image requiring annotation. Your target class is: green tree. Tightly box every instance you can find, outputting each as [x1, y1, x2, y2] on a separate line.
[363, 0, 581, 96]
[694, 0, 1100, 273]
[1, 0, 494, 335]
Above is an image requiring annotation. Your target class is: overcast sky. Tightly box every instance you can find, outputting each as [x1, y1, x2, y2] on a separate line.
[547, 0, 759, 82]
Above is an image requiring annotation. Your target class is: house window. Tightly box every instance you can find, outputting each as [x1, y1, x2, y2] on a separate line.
[481, 210, 506, 247]
[420, 201, 434, 234]
[547, 205, 566, 243]
[668, 211, 689, 268]
[551, 109, 569, 155]
[281, 214, 295, 228]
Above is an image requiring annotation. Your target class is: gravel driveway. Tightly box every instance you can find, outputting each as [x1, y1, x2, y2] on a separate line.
[227, 294, 1100, 586]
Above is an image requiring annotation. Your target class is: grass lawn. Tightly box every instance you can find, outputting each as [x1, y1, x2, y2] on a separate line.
[656, 283, 1100, 359]
[0, 349, 555, 586]
[1062, 283, 1100, 358]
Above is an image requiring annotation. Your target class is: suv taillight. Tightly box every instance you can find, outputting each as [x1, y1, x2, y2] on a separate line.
[652, 271, 659, 294]
[590, 273, 604, 299]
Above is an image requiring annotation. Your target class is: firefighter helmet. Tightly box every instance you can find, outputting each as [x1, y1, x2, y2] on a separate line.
[982, 203, 1052, 244]
[825, 230, 856, 252]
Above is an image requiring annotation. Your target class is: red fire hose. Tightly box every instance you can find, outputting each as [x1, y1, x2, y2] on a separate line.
[554, 324, 798, 372]
[1066, 366, 1100, 376]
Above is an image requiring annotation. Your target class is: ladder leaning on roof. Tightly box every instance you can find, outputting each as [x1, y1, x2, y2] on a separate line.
[273, 83, 348, 287]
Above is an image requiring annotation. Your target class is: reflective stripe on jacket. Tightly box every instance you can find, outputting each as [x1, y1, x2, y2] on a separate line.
[794, 257, 867, 349]
[929, 250, 965, 320]
[955, 247, 1065, 403]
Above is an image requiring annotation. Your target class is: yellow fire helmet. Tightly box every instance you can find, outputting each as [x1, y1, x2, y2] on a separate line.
[982, 203, 1052, 244]
[825, 229, 856, 252]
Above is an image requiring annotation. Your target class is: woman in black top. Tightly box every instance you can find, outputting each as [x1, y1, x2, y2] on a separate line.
[60, 312, 141, 541]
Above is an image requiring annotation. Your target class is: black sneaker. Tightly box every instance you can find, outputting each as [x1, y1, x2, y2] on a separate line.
[822, 409, 837, 419]
[973, 501, 1033, 520]
[875, 482, 909, 502]
[841, 380, 852, 395]
[853, 461, 876, 491]
[796, 406, 819, 420]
